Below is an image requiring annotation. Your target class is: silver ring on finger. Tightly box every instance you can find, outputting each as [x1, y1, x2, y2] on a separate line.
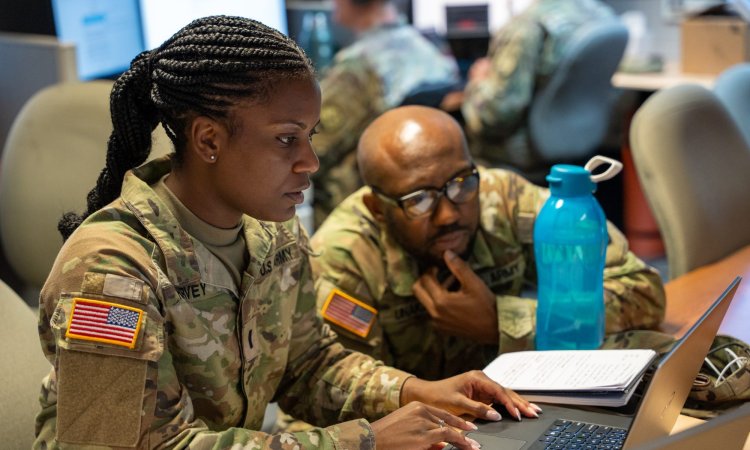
[437, 419, 445, 430]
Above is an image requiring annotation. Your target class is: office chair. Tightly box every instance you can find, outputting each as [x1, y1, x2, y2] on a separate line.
[714, 63, 750, 148]
[0, 277, 52, 447]
[0, 32, 77, 158]
[629, 84, 750, 279]
[528, 20, 629, 165]
[0, 81, 172, 303]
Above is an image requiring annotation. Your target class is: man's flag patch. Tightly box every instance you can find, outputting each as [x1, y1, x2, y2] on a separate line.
[321, 289, 376, 338]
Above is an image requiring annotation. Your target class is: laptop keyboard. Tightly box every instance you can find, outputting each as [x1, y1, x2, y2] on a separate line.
[529, 419, 628, 450]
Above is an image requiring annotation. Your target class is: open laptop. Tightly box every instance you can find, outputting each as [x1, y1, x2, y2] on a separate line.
[633, 402, 750, 450]
[454, 276, 742, 450]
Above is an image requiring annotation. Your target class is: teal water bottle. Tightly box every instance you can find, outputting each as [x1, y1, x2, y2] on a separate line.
[534, 156, 623, 350]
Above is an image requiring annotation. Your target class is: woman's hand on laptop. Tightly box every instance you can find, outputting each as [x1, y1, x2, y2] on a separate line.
[371, 401, 482, 450]
[400, 370, 543, 422]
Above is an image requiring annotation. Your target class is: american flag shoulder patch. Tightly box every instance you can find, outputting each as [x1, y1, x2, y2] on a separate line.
[321, 288, 377, 338]
[65, 298, 144, 349]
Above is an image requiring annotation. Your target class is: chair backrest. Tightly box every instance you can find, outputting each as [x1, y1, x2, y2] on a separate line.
[629, 84, 750, 279]
[0, 32, 77, 157]
[714, 62, 750, 148]
[528, 20, 628, 163]
[0, 278, 52, 447]
[0, 81, 172, 299]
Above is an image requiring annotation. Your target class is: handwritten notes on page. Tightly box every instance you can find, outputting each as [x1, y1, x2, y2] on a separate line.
[484, 349, 657, 392]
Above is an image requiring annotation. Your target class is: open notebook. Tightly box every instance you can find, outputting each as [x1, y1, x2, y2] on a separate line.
[484, 348, 657, 406]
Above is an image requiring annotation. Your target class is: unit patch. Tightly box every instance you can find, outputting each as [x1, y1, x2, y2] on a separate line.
[321, 289, 377, 338]
[65, 298, 144, 349]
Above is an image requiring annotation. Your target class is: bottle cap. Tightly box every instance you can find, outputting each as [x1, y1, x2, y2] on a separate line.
[546, 156, 623, 197]
[546, 164, 596, 197]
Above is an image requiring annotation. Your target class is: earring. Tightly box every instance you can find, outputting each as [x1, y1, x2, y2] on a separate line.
[210, 154, 216, 161]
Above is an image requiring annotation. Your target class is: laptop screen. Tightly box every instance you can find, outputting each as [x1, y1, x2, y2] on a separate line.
[623, 277, 740, 448]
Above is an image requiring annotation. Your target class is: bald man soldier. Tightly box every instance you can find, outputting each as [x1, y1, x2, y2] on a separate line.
[310, 105, 666, 379]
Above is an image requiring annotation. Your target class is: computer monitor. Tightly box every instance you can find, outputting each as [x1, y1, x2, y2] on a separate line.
[50, 0, 144, 80]
[139, 0, 288, 50]
[412, 0, 533, 37]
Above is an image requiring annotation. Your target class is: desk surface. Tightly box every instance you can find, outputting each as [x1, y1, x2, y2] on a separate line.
[661, 245, 750, 448]
[612, 62, 716, 91]
[661, 245, 750, 342]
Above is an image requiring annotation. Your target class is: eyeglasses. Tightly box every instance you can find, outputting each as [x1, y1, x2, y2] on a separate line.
[372, 167, 480, 219]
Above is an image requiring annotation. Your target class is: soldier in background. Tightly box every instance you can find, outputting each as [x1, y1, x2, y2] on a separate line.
[35, 17, 538, 450]
[311, 0, 461, 226]
[311, 105, 665, 380]
[461, 0, 616, 183]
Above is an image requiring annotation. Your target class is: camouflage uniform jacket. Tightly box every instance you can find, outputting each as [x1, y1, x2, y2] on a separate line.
[310, 167, 666, 380]
[312, 21, 460, 226]
[461, 0, 615, 173]
[35, 157, 410, 449]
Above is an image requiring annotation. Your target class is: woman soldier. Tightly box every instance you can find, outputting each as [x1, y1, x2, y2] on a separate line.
[35, 16, 537, 449]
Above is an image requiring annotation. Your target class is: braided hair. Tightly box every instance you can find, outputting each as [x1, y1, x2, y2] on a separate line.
[58, 15, 315, 240]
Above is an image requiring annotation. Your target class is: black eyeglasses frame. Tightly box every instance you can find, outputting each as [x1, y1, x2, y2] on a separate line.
[371, 166, 480, 219]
